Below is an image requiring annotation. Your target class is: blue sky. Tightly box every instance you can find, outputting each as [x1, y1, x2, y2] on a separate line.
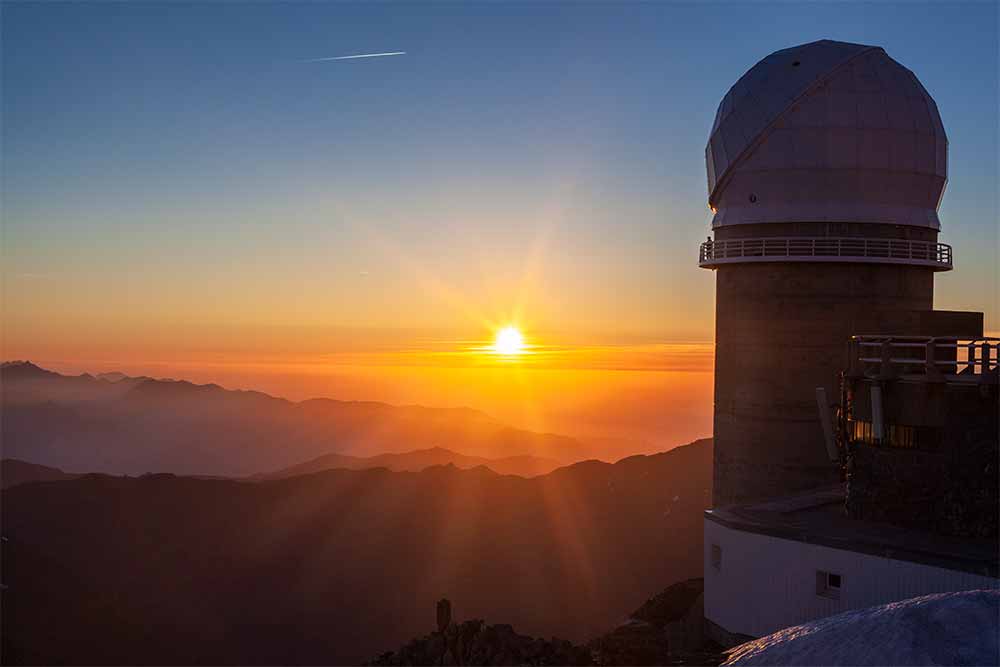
[3, 1, 998, 352]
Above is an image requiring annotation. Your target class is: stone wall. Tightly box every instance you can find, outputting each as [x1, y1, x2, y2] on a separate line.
[845, 381, 998, 538]
[712, 261, 938, 506]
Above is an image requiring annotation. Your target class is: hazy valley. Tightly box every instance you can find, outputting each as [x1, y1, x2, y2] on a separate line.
[1, 361, 647, 477]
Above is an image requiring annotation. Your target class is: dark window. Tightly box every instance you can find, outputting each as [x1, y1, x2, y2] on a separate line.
[711, 544, 722, 571]
[828, 573, 841, 589]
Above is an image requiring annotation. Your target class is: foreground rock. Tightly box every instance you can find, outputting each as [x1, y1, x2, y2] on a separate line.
[367, 615, 591, 666]
[369, 580, 724, 666]
[722, 590, 999, 666]
[592, 578, 722, 666]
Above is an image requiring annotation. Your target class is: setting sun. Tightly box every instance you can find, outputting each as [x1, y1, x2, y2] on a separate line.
[492, 326, 525, 355]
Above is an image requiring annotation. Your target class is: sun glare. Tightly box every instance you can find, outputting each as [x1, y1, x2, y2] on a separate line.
[493, 326, 526, 356]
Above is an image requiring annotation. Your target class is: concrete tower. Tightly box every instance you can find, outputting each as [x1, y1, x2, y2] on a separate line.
[700, 40, 955, 506]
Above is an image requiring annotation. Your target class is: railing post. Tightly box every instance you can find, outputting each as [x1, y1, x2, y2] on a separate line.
[878, 339, 897, 380]
[847, 337, 864, 378]
[871, 384, 885, 443]
[925, 339, 945, 382]
[815, 387, 839, 462]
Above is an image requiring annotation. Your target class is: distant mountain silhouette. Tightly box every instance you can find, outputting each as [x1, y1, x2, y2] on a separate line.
[1, 362, 650, 477]
[1, 361, 61, 381]
[95, 371, 131, 383]
[1, 459, 77, 489]
[255, 446, 563, 479]
[1, 438, 712, 665]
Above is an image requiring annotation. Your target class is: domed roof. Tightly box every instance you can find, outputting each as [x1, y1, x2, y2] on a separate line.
[706, 40, 947, 230]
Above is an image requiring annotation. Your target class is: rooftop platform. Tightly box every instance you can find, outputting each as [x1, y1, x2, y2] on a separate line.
[705, 485, 999, 579]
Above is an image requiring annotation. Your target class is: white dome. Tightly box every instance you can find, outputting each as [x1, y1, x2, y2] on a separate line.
[706, 40, 947, 230]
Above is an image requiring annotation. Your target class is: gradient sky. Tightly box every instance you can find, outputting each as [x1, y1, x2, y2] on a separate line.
[2, 2, 997, 446]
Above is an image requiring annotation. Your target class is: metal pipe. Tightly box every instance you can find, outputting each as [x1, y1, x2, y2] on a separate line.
[871, 384, 885, 443]
[815, 387, 840, 462]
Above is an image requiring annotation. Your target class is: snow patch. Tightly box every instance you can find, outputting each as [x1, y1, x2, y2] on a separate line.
[723, 589, 999, 666]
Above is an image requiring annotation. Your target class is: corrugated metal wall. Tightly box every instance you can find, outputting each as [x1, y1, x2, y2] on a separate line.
[704, 519, 999, 639]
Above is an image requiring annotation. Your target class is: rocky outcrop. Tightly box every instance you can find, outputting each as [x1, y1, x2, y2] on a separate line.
[591, 579, 721, 666]
[367, 605, 592, 666]
[437, 599, 452, 634]
[369, 581, 723, 666]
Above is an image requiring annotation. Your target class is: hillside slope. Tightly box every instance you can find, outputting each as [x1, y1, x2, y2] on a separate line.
[1, 459, 76, 489]
[1, 438, 712, 665]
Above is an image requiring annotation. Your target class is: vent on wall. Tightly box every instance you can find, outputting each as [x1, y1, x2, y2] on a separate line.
[711, 544, 722, 571]
[816, 570, 842, 599]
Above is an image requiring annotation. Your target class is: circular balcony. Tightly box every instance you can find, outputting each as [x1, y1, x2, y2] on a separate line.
[698, 237, 953, 270]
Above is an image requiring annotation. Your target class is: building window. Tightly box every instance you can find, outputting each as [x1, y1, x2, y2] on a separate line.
[849, 419, 926, 450]
[816, 570, 842, 599]
[711, 544, 722, 571]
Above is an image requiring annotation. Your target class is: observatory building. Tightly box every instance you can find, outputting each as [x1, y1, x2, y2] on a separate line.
[698, 40, 998, 645]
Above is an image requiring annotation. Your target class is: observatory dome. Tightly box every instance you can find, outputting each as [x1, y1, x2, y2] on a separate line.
[706, 40, 947, 230]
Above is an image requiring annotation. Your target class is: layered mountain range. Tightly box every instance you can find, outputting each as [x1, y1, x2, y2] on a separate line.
[2, 361, 713, 664]
[1, 361, 645, 477]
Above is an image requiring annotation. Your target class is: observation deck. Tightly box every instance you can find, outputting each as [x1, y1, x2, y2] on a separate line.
[698, 238, 953, 270]
[847, 336, 999, 384]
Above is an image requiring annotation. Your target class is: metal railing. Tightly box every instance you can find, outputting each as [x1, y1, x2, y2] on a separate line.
[698, 237, 953, 270]
[848, 336, 1000, 382]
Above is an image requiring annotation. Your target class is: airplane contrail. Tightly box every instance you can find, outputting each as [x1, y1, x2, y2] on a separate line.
[305, 51, 406, 62]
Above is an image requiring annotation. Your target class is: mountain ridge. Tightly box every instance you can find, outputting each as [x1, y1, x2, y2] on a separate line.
[1, 361, 661, 476]
[254, 445, 564, 479]
[0, 459, 78, 489]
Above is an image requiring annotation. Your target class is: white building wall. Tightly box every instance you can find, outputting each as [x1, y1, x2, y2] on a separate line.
[704, 518, 999, 639]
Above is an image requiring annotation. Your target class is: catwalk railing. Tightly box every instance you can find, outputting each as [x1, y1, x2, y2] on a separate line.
[698, 237, 953, 270]
[847, 336, 999, 382]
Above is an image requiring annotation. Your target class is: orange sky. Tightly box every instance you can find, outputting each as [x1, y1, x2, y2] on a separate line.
[5, 326, 716, 451]
[4, 3, 995, 456]
[2, 218, 719, 451]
